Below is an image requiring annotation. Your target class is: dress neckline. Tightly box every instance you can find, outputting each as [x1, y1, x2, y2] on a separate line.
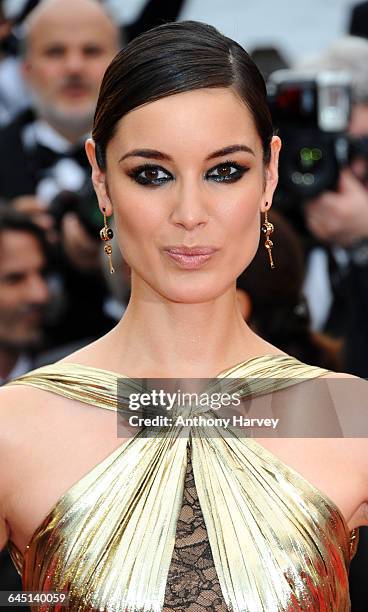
[56, 351, 294, 380]
[9, 354, 356, 609]
[10, 351, 355, 573]
[11, 432, 353, 572]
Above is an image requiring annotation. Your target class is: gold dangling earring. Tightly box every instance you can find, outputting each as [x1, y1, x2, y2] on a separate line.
[260, 206, 275, 269]
[100, 207, 115, 274]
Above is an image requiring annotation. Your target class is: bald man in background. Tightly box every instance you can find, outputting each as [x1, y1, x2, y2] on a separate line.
[0, 0, 122, 353]
[0, 0, 119, 236]
[23, 0, 119, 137]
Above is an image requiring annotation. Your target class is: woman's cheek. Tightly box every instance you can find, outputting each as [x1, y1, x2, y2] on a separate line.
[227, 186, 261, 230]
[112, 191, 154, 237]
[226, 194, 261, 268]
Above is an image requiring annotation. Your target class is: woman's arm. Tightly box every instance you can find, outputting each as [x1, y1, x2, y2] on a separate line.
[0, 393, 11, 550]
[0, 386, 29, 550]
[322, 372, 368, 520]
[0, 515, 7, 551]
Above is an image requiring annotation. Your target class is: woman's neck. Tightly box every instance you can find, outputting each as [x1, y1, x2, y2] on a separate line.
[102, 285, 275, 378]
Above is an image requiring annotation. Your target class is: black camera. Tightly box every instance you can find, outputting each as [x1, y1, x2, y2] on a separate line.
[268, 70, 368, 200]
[49, 180, 102, 239]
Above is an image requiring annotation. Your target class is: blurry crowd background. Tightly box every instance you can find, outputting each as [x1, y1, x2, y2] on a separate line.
[0, 0, 368, 609]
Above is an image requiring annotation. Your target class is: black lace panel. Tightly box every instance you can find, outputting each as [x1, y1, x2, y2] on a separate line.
[163, 444, 229, 612]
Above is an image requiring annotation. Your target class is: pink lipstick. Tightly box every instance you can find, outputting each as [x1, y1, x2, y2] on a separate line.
[163, 246, 218, 269]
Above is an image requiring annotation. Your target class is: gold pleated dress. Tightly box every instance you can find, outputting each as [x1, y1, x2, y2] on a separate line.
[5, 354, 359, 611]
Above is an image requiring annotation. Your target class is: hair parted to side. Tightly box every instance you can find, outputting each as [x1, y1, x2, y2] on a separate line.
[93, 20, 274, 170]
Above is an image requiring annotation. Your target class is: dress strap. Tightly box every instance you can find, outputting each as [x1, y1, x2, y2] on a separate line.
[5, 355, 330, 412]
[6, 362, 137, 412]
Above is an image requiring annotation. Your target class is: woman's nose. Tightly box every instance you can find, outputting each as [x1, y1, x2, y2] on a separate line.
[170, 181, 210, 230]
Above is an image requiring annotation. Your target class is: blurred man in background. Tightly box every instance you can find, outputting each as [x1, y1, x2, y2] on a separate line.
[0, 0, 121, 348]
[0, 0, 119, 230]
[0, 209, 50, 383]
[0, 208, 50, 594]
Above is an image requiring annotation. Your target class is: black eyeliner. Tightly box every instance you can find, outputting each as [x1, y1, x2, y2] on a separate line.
[126, 159, 249, 186]
[127, 163, 173, 186]
[206, 159, 249, 182]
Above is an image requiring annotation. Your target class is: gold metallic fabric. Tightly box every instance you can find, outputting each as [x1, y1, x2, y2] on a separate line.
[6, 354, 358, 611]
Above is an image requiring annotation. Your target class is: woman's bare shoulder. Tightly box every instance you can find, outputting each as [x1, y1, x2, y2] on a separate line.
[324, 364, 368, 390]
[0, 385, 61, 467]
[319, 369, 368, 381]
[317, 370, 368, 466]
[0, 376, 94, 457]
[0, 383, 47, 422]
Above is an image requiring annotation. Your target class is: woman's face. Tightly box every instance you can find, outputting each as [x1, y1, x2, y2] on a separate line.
[87, 87, 281, 303]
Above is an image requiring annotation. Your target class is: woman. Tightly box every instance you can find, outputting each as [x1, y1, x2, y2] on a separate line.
[0, 20, 367, 611]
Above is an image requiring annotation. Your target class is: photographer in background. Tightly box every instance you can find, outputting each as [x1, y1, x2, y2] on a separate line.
[298, 37, 368, 378]
[269, 36, 368, 377]
[273, 37, 368, 612]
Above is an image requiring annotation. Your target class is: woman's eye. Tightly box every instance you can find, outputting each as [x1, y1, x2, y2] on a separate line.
[128, 165, 173, 186]
[206, 162, 248, 182]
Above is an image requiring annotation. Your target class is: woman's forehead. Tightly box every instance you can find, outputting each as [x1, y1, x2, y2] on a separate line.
[109, 88, 262, 159]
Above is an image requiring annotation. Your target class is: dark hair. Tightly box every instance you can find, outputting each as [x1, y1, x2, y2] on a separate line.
[93, 20, 274, 169]
[0, 207, 49, 261]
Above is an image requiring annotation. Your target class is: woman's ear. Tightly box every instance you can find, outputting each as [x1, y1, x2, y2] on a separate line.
[85, 138, 112, 215]
[261, 135, 282, 213]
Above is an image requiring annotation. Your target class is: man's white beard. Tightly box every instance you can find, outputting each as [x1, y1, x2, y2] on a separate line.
[30, 90, 95, 139]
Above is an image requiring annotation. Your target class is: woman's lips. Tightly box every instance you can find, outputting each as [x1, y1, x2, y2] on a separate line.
[163, 247, 218, 269]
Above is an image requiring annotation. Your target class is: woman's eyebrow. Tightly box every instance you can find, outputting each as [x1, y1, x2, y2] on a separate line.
[118, 144, 255, 164]
[206, 144, 255, 160]
[119, 149, 172, 162]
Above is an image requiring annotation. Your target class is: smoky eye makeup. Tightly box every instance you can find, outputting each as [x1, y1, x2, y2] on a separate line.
[125, 159, 250, 187]
[127, 163, 174, 186]
[205, 160, 250, 182]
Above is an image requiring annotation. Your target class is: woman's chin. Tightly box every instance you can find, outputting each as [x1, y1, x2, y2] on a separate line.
[159, 283, 227, 304]
[134, 270, 230, 303]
